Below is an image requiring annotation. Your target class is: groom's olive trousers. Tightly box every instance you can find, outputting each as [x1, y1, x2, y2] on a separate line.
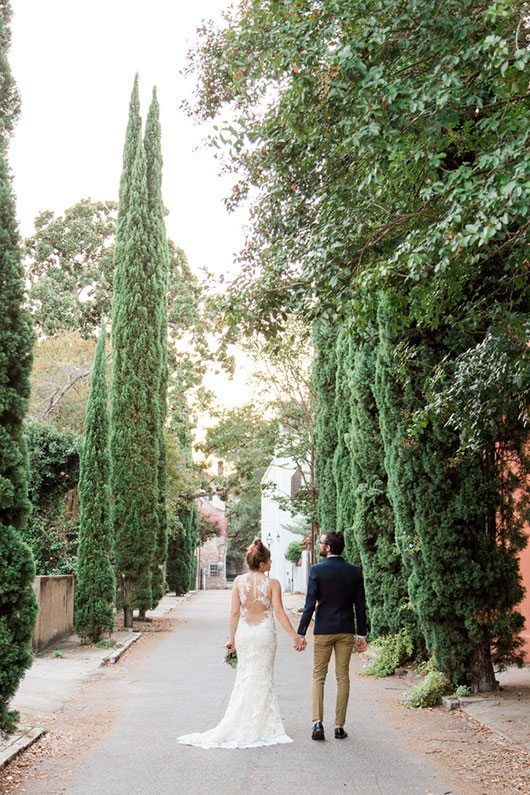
[311, 633, 355, 726]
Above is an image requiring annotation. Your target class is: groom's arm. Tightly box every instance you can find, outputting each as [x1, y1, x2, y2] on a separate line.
[297, 565, 318, 636]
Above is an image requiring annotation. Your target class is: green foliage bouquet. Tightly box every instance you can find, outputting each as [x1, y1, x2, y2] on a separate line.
[224, 650, 238, 668]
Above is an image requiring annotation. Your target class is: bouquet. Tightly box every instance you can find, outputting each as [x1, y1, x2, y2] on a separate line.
[224, 649, 238, 668]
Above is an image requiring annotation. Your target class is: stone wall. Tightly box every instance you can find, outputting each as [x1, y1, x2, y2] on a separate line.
[32, 575, 75, 652]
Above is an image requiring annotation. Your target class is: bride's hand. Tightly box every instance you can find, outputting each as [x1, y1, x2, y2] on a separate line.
[293, 635, 306, 652]
[226, 639, 236, 652]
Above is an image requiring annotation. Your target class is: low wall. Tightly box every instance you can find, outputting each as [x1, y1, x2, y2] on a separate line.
[32, 575, 75, 652]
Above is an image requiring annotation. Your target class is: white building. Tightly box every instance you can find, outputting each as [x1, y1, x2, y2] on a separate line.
[260, 456, 310, 594]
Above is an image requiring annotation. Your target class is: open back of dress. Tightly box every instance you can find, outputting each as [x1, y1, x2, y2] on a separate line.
[237, 572, 272, 626]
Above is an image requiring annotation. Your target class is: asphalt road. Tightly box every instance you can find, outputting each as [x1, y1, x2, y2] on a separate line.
[24, 590, 461, 795]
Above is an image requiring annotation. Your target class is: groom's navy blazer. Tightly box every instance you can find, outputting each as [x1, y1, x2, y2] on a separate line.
[297, 556, 367, 637]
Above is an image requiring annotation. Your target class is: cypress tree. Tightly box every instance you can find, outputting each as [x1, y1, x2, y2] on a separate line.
[375, 293, 524, 690]
[144, 88, 169, 608]
[347, 325, 413, 639]
[111, 81, 161, 627]
[0, 1, 38, 735]
[332, 326, 360, 564]
[312, 320, 338, 533]
[167, 505, 199, 594]
[75, 321, 115, 642]
[166, 520, 188, 595]
[166, 391, 199, 595]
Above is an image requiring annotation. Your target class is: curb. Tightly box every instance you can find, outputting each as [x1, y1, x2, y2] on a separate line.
[441, 694, 487, 711]
[101, 632, 141, 666]
[0, 727, 46, 770]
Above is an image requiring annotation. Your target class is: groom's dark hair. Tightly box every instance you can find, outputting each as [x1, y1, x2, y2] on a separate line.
[323, 531, 345, 556]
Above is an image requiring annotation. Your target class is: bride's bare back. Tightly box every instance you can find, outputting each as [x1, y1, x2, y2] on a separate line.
[237, 572, 272, 626]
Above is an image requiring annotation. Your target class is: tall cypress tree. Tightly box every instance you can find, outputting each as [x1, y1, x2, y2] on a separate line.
[375, 292, 524, 690]
[332, 326, 360, 564]
[312, 320, 338, 533]
[75, 321, 115, 642]
[144, 88, 169, 608]
[166, 391, 199, 595]
[0, 0, 38, 735]
[167, 504, 199, 594]
[347, 325, 413, 639]
[111, 81, 161, 627]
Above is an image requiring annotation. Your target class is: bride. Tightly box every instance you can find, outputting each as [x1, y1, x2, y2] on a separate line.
[177, 538, 306, 749]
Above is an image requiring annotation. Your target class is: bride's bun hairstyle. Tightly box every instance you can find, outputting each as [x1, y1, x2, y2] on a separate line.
[246, 538, 271, 571]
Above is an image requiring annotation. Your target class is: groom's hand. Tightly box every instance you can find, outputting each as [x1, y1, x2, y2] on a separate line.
[356, 636, 367, 653]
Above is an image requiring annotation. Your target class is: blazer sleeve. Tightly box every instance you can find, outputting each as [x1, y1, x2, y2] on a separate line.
[297, 565, 318, 636]
[354, 569, 368, 636]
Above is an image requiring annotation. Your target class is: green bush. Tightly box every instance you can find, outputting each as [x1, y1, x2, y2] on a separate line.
[361, 628, 414, 677]
[22, 421, 80, 575]
[415, 656, 435, 676]
[404, 671, 451, 708]
[285, 541, 302, 565]
[452, 684, 471, 699]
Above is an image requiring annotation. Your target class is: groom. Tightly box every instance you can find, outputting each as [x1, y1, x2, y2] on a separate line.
[296, 531, 367, 741]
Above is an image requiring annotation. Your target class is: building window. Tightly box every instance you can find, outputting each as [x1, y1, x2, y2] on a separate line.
[209, 562, 221, 577]
[291, 467, 302, 499]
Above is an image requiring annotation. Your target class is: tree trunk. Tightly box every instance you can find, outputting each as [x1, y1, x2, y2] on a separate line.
[469, 642, 498, 693]
[123, 580, 134, 629]
[138, 608, 146, 620]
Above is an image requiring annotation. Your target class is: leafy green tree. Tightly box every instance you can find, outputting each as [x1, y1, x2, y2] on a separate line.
[23, 420, 79, 575]
[189, 0, 530, 690]
[75, 322, 115, 642]
[111, 80, 161, 627]
[25, 200, 116, 338]
[189, 0, 529, 330]
[0, 0, 38, 735]
[200, 403, 277, 560]
[245, 325, 317, 535]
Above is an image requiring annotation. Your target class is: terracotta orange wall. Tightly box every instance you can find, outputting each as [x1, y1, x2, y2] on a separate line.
[519, 524, 530, 661]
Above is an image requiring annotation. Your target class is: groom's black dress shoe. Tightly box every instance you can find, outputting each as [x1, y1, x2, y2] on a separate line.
[312, 721, 325, 741]
[334, 728, 348, 739]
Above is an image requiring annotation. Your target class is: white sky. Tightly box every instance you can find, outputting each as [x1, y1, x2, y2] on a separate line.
[9, 0, 259, 412]
[9, 0, 246, 278]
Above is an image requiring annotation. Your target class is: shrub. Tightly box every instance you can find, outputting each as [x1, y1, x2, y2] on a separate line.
[452, 685, 471, 699]
[404, 671, 451, 708]
[285, 541, 302, 565]
[361, 628, 414, 677]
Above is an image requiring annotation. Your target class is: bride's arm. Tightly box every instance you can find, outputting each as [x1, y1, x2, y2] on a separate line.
[270, 579, 306, 650]
[227, 579, 240, 651]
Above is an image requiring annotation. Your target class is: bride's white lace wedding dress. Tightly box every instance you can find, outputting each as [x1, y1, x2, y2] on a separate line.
[177, 572, 293, 749]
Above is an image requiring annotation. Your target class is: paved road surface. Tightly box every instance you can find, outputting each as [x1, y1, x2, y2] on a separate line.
[24, 590, 460, 795]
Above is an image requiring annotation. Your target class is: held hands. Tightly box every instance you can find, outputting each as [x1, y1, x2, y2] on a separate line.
[293, 635, 307, 652]
[356, 636, 367, 654]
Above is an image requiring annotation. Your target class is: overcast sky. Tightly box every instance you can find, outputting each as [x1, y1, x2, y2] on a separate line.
[9, 0, 246, 279]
